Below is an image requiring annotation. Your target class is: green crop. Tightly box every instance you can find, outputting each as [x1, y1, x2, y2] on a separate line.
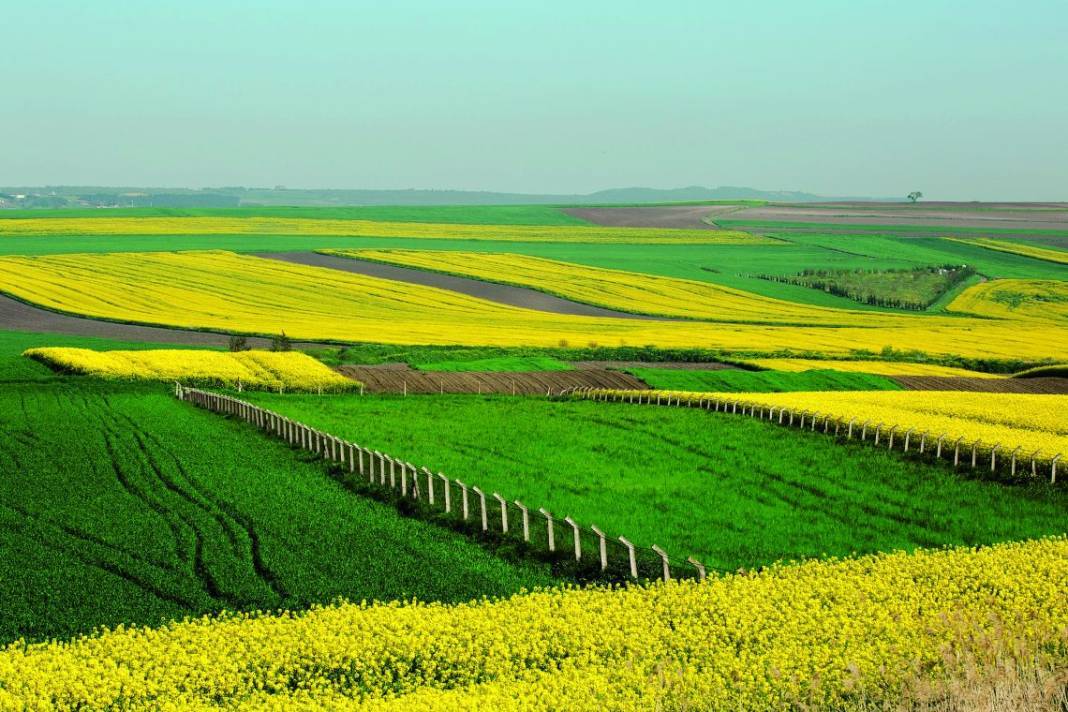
[625, 368, 902, 392]
[243, 393, 1068, 575]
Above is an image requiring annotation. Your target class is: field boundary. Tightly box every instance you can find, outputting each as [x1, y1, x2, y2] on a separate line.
[560, 388, 1063, 484]
[174, 385, 707, 582]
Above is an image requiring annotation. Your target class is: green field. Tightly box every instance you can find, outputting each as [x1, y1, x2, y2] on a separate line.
[625, 368, 902, 392]
[242, 393, 1068, 574]
[0, 331, 552, 644]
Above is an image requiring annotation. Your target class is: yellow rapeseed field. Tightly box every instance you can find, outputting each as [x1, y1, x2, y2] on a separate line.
[946, 279, 1068, 322]
[636, 390, 1068, 458]
[24, 347, 356, 392]
[325, 248, 936, 327]
[0, 251, 1064, 360]
[948, 237, 1068, 265]
[0, 537, 1064, 710]
[0, 216, 771, 245]
[743, 358, 1003, 379]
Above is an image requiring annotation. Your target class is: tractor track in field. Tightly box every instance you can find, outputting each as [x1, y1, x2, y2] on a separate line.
[133, 422, 289, 600]
[0, 500, 199, 609]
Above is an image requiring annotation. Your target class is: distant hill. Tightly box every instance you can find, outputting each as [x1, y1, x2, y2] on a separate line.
[0, 185, 873, 209]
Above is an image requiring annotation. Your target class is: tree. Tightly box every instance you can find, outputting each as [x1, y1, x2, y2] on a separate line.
[907, 191, 923, 203]
[227, 334, 249, 352]
[270, 331, 292, 352]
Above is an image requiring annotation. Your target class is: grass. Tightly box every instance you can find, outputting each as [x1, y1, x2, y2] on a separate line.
[0, 331, 552, 644]
[625, 368, 902, 392]
[415, 356, 573, 372]
[242, 393, 1068, 574]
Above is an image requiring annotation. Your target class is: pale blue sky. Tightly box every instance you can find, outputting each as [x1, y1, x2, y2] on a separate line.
[3, 1, 1066, 199]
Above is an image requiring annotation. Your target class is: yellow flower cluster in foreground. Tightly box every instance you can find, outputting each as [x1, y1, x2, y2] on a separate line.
[0, 251, 1064, 360]
[946, 278, 1068, 322]
[743, 358, 1002, 379]
[651, 390, 1068, 458]
[0, 216, 770, 245]
[325, 248, 940, 327]
[0, 538, 1065, 710]
[24, 347, 356, 392]
[949, 236, 1068, 265]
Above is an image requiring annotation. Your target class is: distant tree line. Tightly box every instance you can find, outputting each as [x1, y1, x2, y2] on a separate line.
[756, 265, 975, 311]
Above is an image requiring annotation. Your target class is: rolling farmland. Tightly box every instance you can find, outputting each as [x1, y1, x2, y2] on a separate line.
[1, 204, 1065, 709]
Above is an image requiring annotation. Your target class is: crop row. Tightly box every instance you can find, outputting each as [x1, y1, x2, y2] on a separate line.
[0, 216, 770, 245]
[0, 250, 1062, 359]
[1, 536, 1064, 710]
[23, 347, 357, 392]
[566, 389, 1066, 481]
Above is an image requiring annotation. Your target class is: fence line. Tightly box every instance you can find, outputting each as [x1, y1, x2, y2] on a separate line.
[174, 383, 705, 582]
[557, 387, 1062, 484]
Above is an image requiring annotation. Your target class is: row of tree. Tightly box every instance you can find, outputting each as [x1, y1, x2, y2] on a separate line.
[757, 265, 975, 311]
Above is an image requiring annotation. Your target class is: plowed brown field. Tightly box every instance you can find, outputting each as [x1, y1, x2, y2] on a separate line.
[339, 365, 649, 395]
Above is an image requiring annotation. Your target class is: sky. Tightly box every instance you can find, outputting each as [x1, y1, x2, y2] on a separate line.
[3, 1, 1067, 200]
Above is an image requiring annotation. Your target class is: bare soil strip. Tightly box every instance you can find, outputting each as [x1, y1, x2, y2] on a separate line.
[0, 293, 330, 349]
[723, 204, 1068, 233]
[257, 252, 662, 320]
[562, 206, 729, 229]
[340, 365, 650, 394]
[891, 376, 1068, 394]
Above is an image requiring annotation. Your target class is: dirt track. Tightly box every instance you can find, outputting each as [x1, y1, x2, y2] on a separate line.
[0, 293, 331, 348]
[723, 203, 1068, 234]
[257, 252, 661, 319]
[562, 206, 732, 229]
[891, 376, 1068, 393]
[340, 365, 649, 395]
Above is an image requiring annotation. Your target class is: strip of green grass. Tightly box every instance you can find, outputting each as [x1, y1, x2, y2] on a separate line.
[717, 219, 1068, 239]
[415, 356, 573, 372]
[0, 337, 552, 643]
[244, 394, 1068, 574]
[626, 368, 902, 392]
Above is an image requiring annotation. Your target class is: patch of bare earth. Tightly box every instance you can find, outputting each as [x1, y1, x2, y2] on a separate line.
[339, 364, 649, 394]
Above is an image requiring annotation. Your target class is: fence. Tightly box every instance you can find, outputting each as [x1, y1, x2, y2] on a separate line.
[558, 388, 1063, 484]
[174, 384, 708, 583]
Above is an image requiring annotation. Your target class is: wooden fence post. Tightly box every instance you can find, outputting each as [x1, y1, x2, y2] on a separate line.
[590, 525, 607, 571]
[1052, 454, 1061, 484]
[563, 516, 581, 561]
[618, 536, 637, 579]
[687, 556, 706, 582]
[514, 500, 530, 542]
[471, 486, 488, 531]
[539, 508, 555, 552]
[1010, 446, 1022, 477]
[455, 480, 470, 520]
[650, 544, 670, 582]
[990, 443, 1000, 473]
[492, 493, 508, 533]
[439, 473, 451, 512]
[422, 467, 435, 504]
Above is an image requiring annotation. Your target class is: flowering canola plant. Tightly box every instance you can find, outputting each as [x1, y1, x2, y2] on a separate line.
[0, 251, 1064, 361]
[946, 279, 1068, 322]
[0, 537, 1065, 710]
[741, 358, 1003, 379]
[0, 216, 771, 245]
[597, 389, 1068, 460]
[324, 248, 949, 327]
[947, 237, 1068, 266]
[24, 347, 357, 392]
